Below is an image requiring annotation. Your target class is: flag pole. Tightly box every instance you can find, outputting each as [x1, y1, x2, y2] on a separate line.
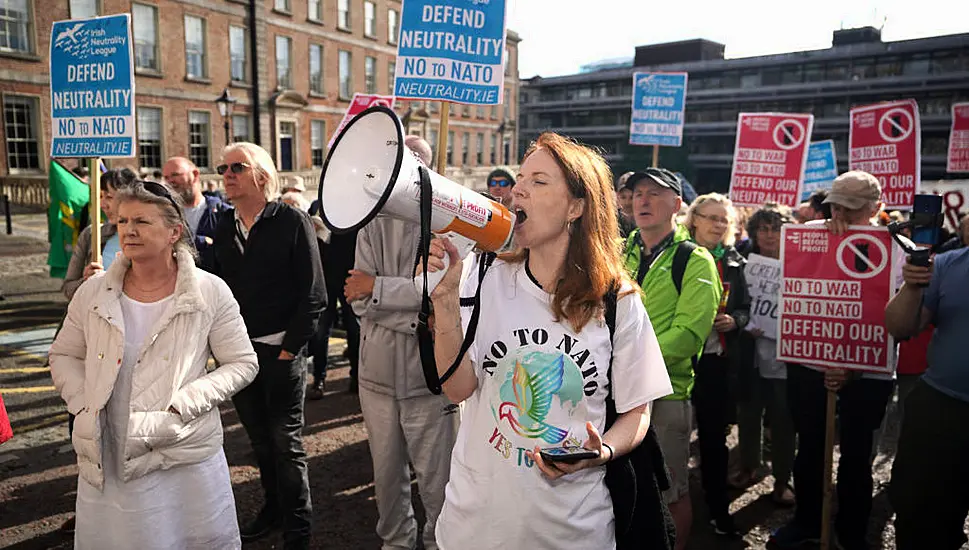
[88, 158, 101, 265]
[436, 101, 451, 174]
[652, 145, 660, 168]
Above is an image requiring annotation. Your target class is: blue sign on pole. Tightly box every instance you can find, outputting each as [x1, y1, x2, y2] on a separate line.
[394, 0, 507, 105]
[801, 140, 839, 201]
[630, 72, 688, 147]
[50, 15, 135, 158]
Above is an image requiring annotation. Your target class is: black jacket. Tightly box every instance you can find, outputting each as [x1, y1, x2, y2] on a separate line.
[717, 246, 754, 401]
[192, 194, 230, 272]
[210, 201, 326, 355]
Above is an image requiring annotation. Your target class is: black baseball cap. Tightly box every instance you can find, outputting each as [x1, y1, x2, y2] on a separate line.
[622, 167, 682, 196]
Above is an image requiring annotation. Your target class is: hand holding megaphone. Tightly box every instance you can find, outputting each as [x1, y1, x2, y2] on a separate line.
[416, 235, 466, 300]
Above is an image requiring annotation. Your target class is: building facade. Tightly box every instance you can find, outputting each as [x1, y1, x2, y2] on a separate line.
[0, 0, 520, 204]
[519, 29, 969, 193]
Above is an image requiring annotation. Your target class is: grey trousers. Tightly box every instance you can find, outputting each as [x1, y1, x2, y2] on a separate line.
[359, 387, 459, 550]
[737, 377, 796, 487]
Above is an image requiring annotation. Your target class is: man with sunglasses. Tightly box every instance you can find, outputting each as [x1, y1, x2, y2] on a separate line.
[210, 144, 325, 550]
[163, 157, 228, 271]
[485, 168, 515, 206]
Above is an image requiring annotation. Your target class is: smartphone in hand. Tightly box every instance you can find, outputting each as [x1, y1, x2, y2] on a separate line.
[539, 446, 600, 464]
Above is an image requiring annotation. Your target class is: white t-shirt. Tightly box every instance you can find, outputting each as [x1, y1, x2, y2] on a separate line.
[436, 260, 672, 550]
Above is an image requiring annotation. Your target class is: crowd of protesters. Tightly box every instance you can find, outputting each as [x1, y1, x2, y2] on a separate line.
[39, 128, 969, 550]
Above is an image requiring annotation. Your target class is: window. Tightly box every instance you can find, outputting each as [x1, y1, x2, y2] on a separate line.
[721, 71, 741, 88]
[311, 120, 325, 167]
[308, 0, 321, 21]
[232, 114, 249, 142]
[446, 131, 454, 165]
[3, 95, 40, 171]
[462, 132, 470, 165]
[0, 0, 32, 53]
[276, 35, 292, 89]
[188, 111, 210, 168]
[364, 56, 376, 93]
[504, 87, 511, 119]
[229, 26, 246, 82]
[69, 0, 98, 18]
[388, 9, 398, 44]
[740, 72, 760, 88]
[825, 62, 849, 80]
[132, 3, 158, 70]
[761, 68, 782, 86]
[490, 134, 497, 164]
[136, 107, 162, 169]
[904, 54, 931, 76]
[476, 133, 484, 165]
[274, 0, 290, 12]
[850, 59, 875, 80]
[184, 15, 206, 79]
[925, 136, 948, 155]
[780, 66, 802, 84]
[875, 56, 902, 78]
[428, 128, 438, 163]
[338, 0, 350, 30]
[339, 50, 352, 100]
[803, 63, 824, 82]
[930, 51, 966, 74]
[477, 106, 484, 118]
[310, 44, 324, 94]
[364, 2, 375, 38]
[491, 104, 498, 119]
[388, 61, 395, 94]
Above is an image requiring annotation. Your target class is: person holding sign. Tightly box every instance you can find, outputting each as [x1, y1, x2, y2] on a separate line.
[424, 134, 672, 549]
[886, 245, 969, 549]
[735, 204, 797, 507]
[682, 193, 751, 536]
[771, 171, 895, 550]
[49, 182, 259, 549]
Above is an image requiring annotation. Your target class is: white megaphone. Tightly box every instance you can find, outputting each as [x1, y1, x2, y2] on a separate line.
[318, 105, 516, 293]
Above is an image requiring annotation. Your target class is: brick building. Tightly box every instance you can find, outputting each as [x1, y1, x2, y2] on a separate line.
[0, 0, 520, 204]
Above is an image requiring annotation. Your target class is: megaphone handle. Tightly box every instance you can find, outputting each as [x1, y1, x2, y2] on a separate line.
[416, 232, 478, 295]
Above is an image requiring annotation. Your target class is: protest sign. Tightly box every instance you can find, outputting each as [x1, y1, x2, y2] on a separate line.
[729, 113, 814, 209]
[328, 93, 396, 149]
[778, 225, 896, 373]
[801, 140, 839, 202]
[50, 15, 135, 158]
[921, 179, 969, 232]
[947, 102, 969, 173]
[629, 72, 688, 147]
[394, 0, 507, 105]
[745, 253, 781, 339]
[849, 99, 920, 210]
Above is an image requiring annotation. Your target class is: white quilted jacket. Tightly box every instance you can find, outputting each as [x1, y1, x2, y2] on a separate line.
[49, 248, 258, 490]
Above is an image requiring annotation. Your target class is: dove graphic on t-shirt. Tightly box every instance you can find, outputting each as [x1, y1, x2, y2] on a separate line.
[498, 356, 569, 444]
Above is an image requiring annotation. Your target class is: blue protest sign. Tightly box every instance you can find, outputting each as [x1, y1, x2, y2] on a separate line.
[394, 0, 507, 105]
[50, 15, 135, 158]
[629, 72, 688, 147]
[801, 140, 839, 201]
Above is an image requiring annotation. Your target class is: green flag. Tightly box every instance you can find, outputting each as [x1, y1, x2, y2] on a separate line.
[47, 160, 90, 279]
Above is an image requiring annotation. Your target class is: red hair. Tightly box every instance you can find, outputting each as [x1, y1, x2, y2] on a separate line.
[503, 133, 632, 332]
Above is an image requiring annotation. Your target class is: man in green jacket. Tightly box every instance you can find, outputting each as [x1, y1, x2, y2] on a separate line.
[621, 168, 722, 549]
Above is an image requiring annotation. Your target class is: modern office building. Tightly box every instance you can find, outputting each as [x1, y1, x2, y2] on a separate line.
[519, 28, 969, 192]
[0, 0, 520, 204]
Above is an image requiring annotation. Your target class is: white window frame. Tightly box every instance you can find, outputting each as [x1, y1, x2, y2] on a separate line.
[2, 94, 42, 173]
[338, 49, 352, 100]
[387, 9, 398, 44]
[364, 1, 376, 38]
[276, 35, 292, 89]
[0, 0, 34, 55]
[184, 15, 207, 79]
[69, 0, 100, 19]
[136, 105, 163, 169]
[364, 56, 376, 94]
[311, 120, 326, 167]
[309, 43, 324, 94]
[229, 25, 247, 83]
[132, 3, 159, 72]
[337, 0, 350, 31]
[188, 110, 212, 169]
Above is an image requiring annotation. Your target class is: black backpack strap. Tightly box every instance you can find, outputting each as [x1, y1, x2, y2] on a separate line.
[671, 240, 697, 295]
[603, 282, 620, 430]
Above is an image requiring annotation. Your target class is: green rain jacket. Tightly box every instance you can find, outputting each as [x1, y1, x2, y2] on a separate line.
[623, 224, 722, 400]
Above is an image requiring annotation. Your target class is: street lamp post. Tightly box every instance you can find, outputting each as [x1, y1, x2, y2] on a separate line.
[215, 88, 238, 147]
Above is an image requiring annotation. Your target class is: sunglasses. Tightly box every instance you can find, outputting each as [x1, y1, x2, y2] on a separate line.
[140, 180, 183, 218]
[216, 162, 251, 175]
[488, 179, 511, 188]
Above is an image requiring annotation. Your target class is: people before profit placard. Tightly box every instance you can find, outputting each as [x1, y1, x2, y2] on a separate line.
[209, 142, 326, 550]
[48, 181, 259, 549]
[682, 193, 751, 536]
[162, 156, 229, 272]
[735, 203, 797, 508]
[424, 133, 672, 549]
[347, 135, 458, 550]
[620, 167, 721, 550]
[885, 242, 969, 550]
[771, 170, 894, 550]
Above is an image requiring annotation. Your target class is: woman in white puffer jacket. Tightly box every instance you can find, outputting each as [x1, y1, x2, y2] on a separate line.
[49, 181, 259, 550]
